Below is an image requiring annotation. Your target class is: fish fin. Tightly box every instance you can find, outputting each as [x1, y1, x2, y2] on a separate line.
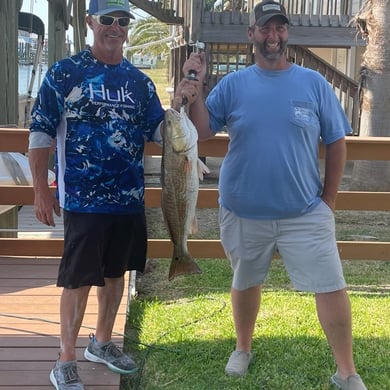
[197, 158, 210, 180]
[168, 251, 202, 281]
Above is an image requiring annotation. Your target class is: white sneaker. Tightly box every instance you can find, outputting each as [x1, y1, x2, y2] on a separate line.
[225, 350, 253, 377]
[331, 373, 368, 390]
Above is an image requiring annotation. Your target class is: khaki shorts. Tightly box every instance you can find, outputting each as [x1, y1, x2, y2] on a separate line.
[219, 201, 346, 293]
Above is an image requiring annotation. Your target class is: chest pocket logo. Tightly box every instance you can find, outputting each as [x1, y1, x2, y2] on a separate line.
[290, 101, 319, 131]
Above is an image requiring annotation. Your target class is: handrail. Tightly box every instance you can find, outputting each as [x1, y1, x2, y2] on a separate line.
[2, 129, 390, 160]
[1, 185, 390, 211]
[287, 46, 360, 133]
[0, 128, 389, 261]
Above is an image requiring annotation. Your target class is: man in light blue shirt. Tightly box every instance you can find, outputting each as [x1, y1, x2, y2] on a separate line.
[182, 1, 367, 389]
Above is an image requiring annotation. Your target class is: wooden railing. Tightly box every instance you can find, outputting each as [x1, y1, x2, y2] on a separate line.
[130, 0, 364, 27]
[0, 128, 389, 261]
[287, 46, 360, 134]
[128, 0, 184, 24]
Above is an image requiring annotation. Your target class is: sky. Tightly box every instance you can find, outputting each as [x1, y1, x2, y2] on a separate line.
[21, 0, 48, 30]
[21, 0, 87, 44]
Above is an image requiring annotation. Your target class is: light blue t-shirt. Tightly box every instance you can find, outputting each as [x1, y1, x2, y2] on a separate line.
[206, 63, 352, 219]
[30, 49, 165, 214]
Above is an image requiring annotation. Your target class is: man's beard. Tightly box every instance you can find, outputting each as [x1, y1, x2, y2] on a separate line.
[255, 40, 287, 61]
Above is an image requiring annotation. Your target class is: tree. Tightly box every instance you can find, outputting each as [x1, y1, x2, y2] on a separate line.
[126, 17, 170, 59]
[349, 0, 390, 190]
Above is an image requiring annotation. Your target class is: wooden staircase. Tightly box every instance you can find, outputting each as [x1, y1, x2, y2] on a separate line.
[287, 46, 360, 133]
[129, 0, 183, 24]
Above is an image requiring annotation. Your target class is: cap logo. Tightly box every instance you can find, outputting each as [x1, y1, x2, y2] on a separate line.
[107, 0, 126, 5]
[262, 4, 282, 12]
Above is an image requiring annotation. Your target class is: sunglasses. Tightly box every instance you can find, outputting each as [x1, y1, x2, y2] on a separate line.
[91, 15, 132, 27]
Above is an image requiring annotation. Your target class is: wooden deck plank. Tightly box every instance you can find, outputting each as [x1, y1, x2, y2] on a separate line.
[0, 256, 131, 389]
[0, 317, 126, 333]
[0, 336, 101, 347]
[0, 361, 120, 385]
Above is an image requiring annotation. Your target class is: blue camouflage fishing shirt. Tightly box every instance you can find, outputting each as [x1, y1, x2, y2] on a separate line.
[30, 49, 165, 214]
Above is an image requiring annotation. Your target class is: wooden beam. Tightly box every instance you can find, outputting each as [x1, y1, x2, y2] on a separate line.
[1, 187, 390, 211]
[0, 186, 55, 205]
[0, 0, 19, 126]
[47, 0, 68, 66]
[287, 26, 365, 47]
[336, 191, 390, 211]
[2, 130, 390, 161]
[0, 238, 388, 260]
[0, 238, 64, 256]
[344, 137, 390, 161]
[1, 129, 389, 261]
[72, 0, 87, 53]
[337, 241, 390, 260]
[0, 129, 29, 152]
[200, 24, 366, 47]
[147, 239, 226, 259]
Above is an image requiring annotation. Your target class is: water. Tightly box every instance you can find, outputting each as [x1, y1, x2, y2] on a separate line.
[18, 64, 47, 96]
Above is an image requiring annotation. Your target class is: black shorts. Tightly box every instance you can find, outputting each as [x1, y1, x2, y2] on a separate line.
[57, 210, 147, 289]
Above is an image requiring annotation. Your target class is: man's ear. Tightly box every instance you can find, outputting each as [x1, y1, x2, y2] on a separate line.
[86, 15, 93, 29]
[247, 27, 254, 42]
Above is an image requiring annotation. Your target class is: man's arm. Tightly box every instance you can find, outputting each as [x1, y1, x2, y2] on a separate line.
[321, 137, 347, 211]
[176, 52, 214, 141]
[28, 147, 60, 226]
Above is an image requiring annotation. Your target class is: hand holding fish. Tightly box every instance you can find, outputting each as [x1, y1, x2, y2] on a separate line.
[173, 79, 199, 111]
[180, 52, 214, 141]
[172, 52, 208, 110]
[183, 52, 207, 82]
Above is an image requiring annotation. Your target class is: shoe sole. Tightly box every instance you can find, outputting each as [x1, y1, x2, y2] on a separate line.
[84, 348, 138, 375]
[49, 370, 59, 390]
[49, 368, 85, 390]
[225, 368, 247, 377]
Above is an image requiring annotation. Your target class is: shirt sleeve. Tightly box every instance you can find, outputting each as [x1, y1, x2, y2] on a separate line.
[28, 131, 53, 149]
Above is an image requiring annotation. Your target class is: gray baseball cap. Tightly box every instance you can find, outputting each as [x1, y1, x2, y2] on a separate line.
[249, 1, 289, 27]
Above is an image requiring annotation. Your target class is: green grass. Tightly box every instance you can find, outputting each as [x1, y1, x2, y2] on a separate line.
[122, 259, 390, 390]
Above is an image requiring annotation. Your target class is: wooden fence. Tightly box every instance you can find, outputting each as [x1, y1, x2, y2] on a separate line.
[0, 128, 389, 261]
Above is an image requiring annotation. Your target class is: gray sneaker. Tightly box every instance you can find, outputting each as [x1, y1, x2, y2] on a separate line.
[225, 350, 253, 377]
[331, 373, 368, 390]
[49, 360, 85, 390]
[84, 333, 138, 374]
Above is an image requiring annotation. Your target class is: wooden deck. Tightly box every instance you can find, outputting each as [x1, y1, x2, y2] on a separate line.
[0, 255, 131, 389]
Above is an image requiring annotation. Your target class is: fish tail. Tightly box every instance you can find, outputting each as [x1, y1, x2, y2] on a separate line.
[168, 250, 202, 281]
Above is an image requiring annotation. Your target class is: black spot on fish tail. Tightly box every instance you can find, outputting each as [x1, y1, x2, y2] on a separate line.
[168, 252, 202, 281]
